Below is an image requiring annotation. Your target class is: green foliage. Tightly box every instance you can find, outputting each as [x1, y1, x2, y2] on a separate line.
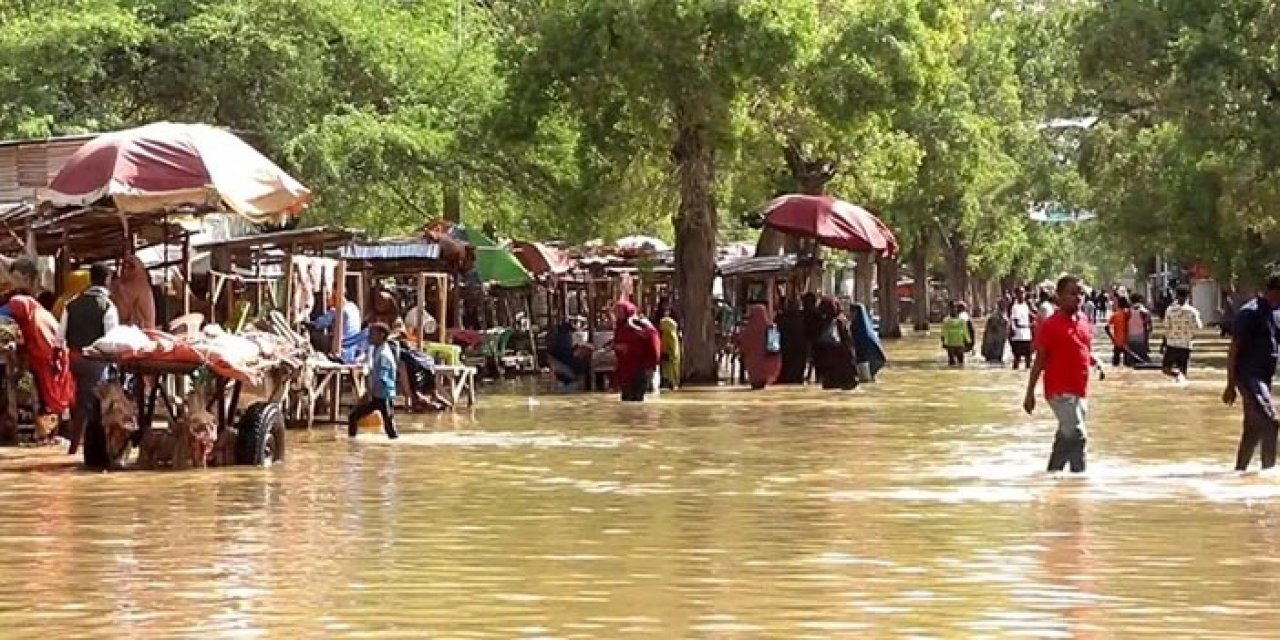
[1076, 0, 1280, 285]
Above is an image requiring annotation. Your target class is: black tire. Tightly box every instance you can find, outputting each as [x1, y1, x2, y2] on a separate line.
[235, 401, 286, 466]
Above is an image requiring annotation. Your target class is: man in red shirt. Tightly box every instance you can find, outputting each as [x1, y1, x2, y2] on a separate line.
[1023, 275, 1097, 473]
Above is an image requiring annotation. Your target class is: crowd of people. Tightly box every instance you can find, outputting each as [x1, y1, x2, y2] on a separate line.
[969, 284, 1200, 381]
[958, 273, 1280, 477]
[542, 293, 888, 403]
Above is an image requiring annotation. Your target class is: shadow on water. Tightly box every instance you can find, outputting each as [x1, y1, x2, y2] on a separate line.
[0, 330, 1276, 636]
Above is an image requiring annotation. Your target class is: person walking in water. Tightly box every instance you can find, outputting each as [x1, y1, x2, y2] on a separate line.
[1222, 276, 1280, 471]
[348, 323, 400, 440]
[941, 301, 974, 366]
[981, 301, 1010, 364]
[1162, 284, 1203, 381]
[1023, 275, 1097, 473]
[612, 300, 662, 402]
[1009, 288, 1035, 370]
[1105, 296, 1131, 367]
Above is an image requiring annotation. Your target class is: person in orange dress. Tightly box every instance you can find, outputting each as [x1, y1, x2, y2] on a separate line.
[1105, 296, 1131, 366]
[738, 303, 782, 390]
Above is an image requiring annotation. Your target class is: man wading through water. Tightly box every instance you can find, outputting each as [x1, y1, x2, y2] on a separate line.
[1223, 275, 1280, 471]
[1023, 275, 1098, 473]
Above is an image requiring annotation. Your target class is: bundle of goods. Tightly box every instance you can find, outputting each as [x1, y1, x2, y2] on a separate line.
[84, 324, 303, 384]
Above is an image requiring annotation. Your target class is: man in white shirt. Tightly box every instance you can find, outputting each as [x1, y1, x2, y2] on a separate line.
[1162, 284, 1203, 380]
[1009, 287, 1035, 370]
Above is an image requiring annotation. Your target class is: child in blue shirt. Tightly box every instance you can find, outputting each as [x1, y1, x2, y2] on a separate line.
[348, 323, 400, 439]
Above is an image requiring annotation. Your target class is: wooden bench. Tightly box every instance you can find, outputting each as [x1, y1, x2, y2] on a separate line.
[435, 365, 478, 408]
[310, 362, 366, 427]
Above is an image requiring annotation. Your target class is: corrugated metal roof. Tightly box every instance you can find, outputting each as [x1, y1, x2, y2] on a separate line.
[0, 133, 98, 149]
[340, 241, 441, 261]
[716, 254, 799, 277]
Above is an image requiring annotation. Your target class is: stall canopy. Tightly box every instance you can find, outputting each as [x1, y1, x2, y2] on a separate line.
[42, 122, 310, 224]
[511, 240, 572, 276]
[453, 226, 532, 288]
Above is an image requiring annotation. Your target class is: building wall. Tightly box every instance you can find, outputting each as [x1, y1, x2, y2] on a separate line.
[0, 137, 94, 204]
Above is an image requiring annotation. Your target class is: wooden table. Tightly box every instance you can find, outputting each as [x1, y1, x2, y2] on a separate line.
[434, 365, 478, 407]
[311, 362, 366, 427]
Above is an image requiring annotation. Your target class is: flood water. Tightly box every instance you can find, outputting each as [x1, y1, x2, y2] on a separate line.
[2, 334, 1278, 638]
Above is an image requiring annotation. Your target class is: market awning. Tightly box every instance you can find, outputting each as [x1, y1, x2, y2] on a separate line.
[42, 122, 310, 224]
[454, 226, 532, 288]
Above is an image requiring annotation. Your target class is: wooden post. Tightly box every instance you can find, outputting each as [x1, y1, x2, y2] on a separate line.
[416, 272, 428, 346]
[181, 231, 192, 317]
[436, 274, 447, 343]
[331, 261, 347, 357]
[284, 242, 298, 324]
[283, 252, 295, 325]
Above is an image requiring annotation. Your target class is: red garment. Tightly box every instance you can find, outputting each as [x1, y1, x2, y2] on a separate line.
[7, 295, 74, 414]
[613, 301, 661, 388]
[1034, 311, 1093, 398]
[738, 304, 780, 387]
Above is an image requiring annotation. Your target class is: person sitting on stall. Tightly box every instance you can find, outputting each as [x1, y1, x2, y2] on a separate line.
[311, 288, 365, 364]
[110, 255, 156, 330]
[369, 287, 452, 411]
[405, 303, 439, 343]
[548, 318, 590, 391]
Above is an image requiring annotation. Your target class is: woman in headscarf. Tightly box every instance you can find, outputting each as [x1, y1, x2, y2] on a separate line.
[738, 303, 781, 390]
[776, 297, 808, 384]
[982, 300, 1010, 364]
[4, 295, 74, 436]
[110, 255, 156, 330]
[811, 297, 859, 390]
[849, 303, 887, 381]
[612, 300, 661, 402]
[657, 303, 682, 390]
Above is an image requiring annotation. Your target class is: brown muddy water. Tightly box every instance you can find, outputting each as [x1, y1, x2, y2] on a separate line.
[0, 333, 1276, 638]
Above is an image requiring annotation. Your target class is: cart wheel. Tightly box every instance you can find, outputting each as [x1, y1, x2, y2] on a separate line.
[235, 402, 286, 466]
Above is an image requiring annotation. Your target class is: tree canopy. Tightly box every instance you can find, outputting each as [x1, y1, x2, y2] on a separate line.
[1, 0, 1266, 343]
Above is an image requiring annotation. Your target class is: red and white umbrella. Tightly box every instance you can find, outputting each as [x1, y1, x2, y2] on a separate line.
[43, 122, 310, 224]
[762, 194, 898, 258]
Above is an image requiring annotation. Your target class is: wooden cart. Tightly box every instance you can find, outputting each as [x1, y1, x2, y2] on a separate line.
[85, 356, 296, 468]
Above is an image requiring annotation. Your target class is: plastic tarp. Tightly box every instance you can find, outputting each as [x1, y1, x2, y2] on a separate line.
[43, 122, 310, 224]
[457, 227, 532, 288]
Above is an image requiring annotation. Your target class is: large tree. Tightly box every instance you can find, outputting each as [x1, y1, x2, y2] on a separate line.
[496, 0, 818, 380]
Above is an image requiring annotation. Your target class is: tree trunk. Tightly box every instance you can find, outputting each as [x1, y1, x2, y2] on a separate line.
[443, 182, 462, 223]
[945, 234, 970, 309]
[672, 121, 719, 383]
[853, 252, 875, 307]
[755, 227, 787, 257]
[911, 239, 930, 332]
[877, 257, 902, 338]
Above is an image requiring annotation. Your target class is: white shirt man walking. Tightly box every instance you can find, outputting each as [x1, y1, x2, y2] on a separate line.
[1162, 284, 1203, 381]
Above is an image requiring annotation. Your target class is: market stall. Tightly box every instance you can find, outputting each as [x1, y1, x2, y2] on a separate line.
[27, 121, 311, 468]
[339, 239, 477, 409]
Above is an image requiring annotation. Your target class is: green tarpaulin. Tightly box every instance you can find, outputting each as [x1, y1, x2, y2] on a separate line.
[460, 227, 533, 288]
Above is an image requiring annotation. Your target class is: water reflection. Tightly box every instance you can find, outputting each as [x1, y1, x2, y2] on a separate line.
[0, 336, 1277, 636]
